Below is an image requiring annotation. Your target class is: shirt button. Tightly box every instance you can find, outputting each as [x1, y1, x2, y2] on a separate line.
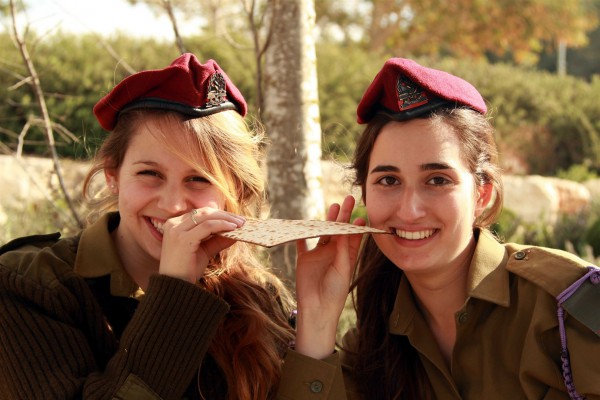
[458, 311, 468, 324]
[514, 251, 527, 260]
[309, 380, 323, 393]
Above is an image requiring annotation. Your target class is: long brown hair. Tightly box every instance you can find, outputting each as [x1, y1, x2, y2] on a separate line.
[83, 109, 295, 399]
[349, 109, 503, 399]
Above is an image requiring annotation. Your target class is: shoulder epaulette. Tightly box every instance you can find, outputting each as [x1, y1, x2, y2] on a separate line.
[504, 246, 600, 399]
[0, 232, 62, 255]
[505, 246, 590, 297]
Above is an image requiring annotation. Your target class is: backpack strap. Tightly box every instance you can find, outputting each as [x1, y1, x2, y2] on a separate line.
[556, 265, 600, 400]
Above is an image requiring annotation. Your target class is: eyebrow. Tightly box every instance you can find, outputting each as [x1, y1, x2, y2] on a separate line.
[370, 162, 454, 174]
[134, 161, 158, 166]
[133, 161, 201, 175]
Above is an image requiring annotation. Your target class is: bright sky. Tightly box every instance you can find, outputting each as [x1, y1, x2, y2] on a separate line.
[10, 0, 198, 39]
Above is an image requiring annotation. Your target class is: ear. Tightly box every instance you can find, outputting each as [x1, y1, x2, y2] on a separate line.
[474, 183, 493, 217]
[104, 168, 119, 195]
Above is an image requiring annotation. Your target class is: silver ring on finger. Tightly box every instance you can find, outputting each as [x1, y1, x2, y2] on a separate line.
[191, 209, 199, 225]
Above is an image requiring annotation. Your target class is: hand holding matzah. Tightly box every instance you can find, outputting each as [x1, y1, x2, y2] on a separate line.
[218, 218, 388, 247]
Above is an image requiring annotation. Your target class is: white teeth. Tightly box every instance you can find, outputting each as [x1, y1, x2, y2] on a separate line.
[394, 229, 434, 240]
[151, 219, 164, 234]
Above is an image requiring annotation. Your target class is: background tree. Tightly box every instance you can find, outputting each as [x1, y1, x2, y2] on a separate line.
[129, 0, 326, 281]
[6, 0, 83, 227]
[538, 7, 600, 78]
[315, 0, 598, 65]
[263, 0, 325, 282]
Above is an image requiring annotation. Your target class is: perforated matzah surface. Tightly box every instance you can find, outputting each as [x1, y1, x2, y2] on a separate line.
[219, 218, 388, 247]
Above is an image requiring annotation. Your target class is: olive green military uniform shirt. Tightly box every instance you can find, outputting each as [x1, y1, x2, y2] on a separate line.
[277, 230, 600, 399]
[0, 213, 230, 399]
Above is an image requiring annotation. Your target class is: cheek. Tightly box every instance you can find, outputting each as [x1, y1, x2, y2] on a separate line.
[116, 180, 153, 208]
[116, 187, 142, 212]
[365, 192, 389, 225]
[452, 188, 479, 220]
[191, 189, 226, 210]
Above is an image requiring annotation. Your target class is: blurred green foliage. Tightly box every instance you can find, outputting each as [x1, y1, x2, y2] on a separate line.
[0, 200, 81, 244]
[557, 163, 599, 182]
[1, 30, 600, 264]
[585, 217, 600, 258]
[1, 32, 599, 177]
[492, 202, 600, 265]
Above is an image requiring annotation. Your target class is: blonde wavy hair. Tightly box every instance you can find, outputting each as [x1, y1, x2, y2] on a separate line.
[83, 109, 295, 399]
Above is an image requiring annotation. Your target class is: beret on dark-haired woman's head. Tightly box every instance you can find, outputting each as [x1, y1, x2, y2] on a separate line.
[357, 58, 487, 124]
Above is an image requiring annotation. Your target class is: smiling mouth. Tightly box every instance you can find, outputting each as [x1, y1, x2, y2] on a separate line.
[394, 229, 435, 240]
[150, 218, 165, 234]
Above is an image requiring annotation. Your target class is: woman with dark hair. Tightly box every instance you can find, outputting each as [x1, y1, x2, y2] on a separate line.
[278, 58, 600, 399]
[0, 53, 294, 399]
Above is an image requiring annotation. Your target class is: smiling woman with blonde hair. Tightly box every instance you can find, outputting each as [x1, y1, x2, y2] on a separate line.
[0, 53, 294, 400]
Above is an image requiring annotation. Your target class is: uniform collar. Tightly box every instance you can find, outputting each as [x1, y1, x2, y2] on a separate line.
[466, 229, 510, 306]
[389, 229, 510, 336]
[74, 212, 142, 298]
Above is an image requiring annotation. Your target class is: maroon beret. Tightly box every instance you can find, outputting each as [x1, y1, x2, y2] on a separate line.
[93, 53, 247, 131]
[357, 58, 486, 124]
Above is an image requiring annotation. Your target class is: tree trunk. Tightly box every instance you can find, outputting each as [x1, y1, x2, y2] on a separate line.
[263, 0, 324, 284]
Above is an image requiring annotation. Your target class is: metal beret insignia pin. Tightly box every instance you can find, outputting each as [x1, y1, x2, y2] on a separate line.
[397, 75, 429, 111]
[205, 72, 228, 108]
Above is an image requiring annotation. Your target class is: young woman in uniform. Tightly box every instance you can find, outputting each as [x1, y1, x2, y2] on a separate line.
[278, 58, 600, 400]
[0, 53, 294, 399]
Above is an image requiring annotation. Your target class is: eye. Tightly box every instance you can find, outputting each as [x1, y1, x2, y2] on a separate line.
[187, 175, 210, 183]
[427, 176, 452, 186]
[137, 169, 161, 178]
[376, 175, 400, 186]
[186, 175, 212, 189]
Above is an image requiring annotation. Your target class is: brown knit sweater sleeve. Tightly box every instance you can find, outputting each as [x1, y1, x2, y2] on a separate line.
[0, 246, 230, 400]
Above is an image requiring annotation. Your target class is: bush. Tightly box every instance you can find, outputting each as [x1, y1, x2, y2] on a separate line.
[490, 208, 521, 242]
[557, 163, 599, 182]
[493, 206, 600, 264]
[2, 33, 600, 176]
[0, 200, 81, 245]
[585, 217, 600, 258]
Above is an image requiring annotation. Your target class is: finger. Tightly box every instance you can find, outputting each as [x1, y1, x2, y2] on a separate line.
[325, 202, 341, 222]
[296, 238, 308, 255]
[347, 232, 364, 261]
[190, 208, 199, 225]
[336, 195, 356, 223]
[187, 209, 245, 230]
[200, 235, 236, 259]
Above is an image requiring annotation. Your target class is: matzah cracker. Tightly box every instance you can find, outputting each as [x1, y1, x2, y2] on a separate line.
[219, 218, 388, 247]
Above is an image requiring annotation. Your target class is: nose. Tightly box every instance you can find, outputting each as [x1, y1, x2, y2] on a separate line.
[395, 187, 426, 222]
[157, 184, 190, 214]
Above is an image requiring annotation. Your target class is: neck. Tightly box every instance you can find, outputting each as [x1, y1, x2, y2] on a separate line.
[404, 237, 477, 367]
[111, 227, 158, 291]
[408, 265, 469, 325]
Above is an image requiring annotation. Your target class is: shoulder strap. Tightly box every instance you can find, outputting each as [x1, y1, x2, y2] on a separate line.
[556, 266, 600, 400]
[0, 232, 61, 255]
